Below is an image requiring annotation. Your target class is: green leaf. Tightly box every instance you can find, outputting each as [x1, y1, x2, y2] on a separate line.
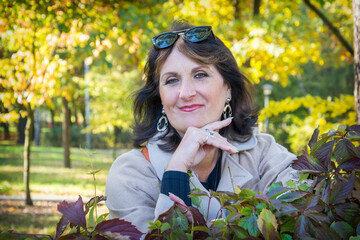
[229, 224, 249, 238]
[155, 220, 162, 228]
[239, 188, 257, 197]
[237, 214, 259, 236]
[147, 221, 158, 230]
[267, 186, 291, 199]
[212, 219, 226, 228]
[280, 217, 296, 234]
[240, 206, 253, 216]
[330, 221, 355, 239]
[269, 182, 283, 192]
[298, 184, 309, 192]
[256, 203, 268, 212]
[349, 236, 360, 240]
[96, 213, 109, 224]
[161, 222, 171, 233]
[248, 214, 260, 237]
[191, 196, 200, 207]
[286, 180, 296, 188]
[89, 205, 95, 228]
[277, 191, 307, 202]
[281, 233, 293, 240]
[257, 209, 278, 240]
[299, 173, 309, 182]
[176, 216, 188, 231]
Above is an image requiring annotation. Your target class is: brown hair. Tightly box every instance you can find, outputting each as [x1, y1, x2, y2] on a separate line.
[133, 20, 258, 151]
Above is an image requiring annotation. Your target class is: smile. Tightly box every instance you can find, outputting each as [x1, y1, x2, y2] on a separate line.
[179, 104, 203, 112]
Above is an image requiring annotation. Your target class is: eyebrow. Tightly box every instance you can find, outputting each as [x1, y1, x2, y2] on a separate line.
[161, 65, 211, 80]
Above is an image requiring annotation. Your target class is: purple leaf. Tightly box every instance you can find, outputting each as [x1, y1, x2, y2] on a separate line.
[314, 140, 334, 167]
[305, 211, 330, 225]
[269, 199, 282, 211]
[57, 196, 86, 229]
[188, 206, 209, 239]
[294, 215, 312, 239]
[333, 203, 360, 221]
[58, 233, 89, 240]
[278, 203, 298, 216]
[308, 126, 320, 148]
[331, 221, 355, 239]
[334, 139, 357, 165]
[314, 227, 341, 240]
[304, 195, 321, 211]
[321, 180, 331, 204]
[256, 194, 269, 202]
[94, 219, 142, 240]
[337, 157, 360, 170]
[349, 125, 360, 134]
[55, 216, 69, 240]
[291, 154, 327, 172]
[95, 232, 131, 240]
[330, 174, 355, 204]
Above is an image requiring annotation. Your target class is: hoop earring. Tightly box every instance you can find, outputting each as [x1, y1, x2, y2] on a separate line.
[223, 97, 232, 119]
[157, 108, 168, 132]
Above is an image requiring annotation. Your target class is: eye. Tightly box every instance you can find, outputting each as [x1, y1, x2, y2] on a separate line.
[165, 78, 179, 85]
[194, 72, 208, 79]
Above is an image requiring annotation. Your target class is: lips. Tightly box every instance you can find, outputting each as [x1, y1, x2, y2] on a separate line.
[179, 104, 203, 112]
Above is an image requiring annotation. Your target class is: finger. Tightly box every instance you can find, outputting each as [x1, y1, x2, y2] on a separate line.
[169, 192, 186, 206]
[203, 117, 233, 131]
[203, 131, 238, 154]
[169, 193, 192, 221]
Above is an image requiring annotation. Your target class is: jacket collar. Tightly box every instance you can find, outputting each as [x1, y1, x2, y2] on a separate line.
[146, 131, 258, 184]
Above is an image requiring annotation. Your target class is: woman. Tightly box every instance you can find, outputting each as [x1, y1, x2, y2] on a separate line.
[105, 21, 297, 234]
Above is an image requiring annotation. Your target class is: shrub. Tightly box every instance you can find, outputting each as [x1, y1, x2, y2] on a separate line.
[145, 125, 360, 239]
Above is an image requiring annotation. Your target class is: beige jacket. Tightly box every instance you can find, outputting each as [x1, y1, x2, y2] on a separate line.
[105, 131, 297, 234]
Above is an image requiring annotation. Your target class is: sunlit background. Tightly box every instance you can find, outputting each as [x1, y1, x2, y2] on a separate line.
[0, 0, 356, 234]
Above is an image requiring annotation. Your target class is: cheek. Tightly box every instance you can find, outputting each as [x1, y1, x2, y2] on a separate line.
[159, 89, 176, 109]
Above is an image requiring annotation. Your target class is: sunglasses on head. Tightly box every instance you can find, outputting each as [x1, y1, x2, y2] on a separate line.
[152, 25, 214, 49]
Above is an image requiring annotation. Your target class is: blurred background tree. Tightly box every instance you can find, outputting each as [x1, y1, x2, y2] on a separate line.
[0, 0, 356, 204]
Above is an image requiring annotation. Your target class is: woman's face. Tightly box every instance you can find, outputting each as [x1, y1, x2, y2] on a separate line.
[159, 47, 231, 136]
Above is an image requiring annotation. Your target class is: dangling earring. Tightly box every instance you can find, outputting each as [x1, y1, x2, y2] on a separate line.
[157, 108, 168, 132]
[223, 97, 232, 119]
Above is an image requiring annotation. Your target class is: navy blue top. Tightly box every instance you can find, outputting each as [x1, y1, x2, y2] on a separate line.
[160, 152, 222, 206]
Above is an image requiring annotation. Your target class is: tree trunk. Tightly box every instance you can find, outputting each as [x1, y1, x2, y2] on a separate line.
[63, 97, 71, 168]
[354, 0, 360, 124]
[253, 0, 261, 16]
[24, 105, 33, 206]
[233, 0, 241, 20]
[113, 126, 121, 159]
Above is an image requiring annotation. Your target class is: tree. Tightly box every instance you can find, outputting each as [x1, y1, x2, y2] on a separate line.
[354, 0, 360, 124]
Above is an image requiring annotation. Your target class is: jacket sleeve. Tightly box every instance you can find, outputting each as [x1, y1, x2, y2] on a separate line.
[105, 149, 163, 234]
[254, 133, 298, 192]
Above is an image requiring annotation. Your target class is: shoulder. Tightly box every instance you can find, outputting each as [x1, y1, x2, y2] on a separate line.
[108, 149, 156, 177]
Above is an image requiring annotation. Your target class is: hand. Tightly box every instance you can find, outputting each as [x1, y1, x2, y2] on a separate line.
[166, 118, 238, 172]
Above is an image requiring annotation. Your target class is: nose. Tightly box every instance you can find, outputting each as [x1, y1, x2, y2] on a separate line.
[179, 79, 196, 100]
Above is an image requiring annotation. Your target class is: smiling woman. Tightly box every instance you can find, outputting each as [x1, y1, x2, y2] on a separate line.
[105, 20, 299, 236]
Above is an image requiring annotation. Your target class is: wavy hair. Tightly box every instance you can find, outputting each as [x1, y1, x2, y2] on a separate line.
[133, 20, 258, 151]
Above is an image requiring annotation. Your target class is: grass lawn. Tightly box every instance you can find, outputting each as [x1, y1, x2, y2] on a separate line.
[0, 141, 126, 236]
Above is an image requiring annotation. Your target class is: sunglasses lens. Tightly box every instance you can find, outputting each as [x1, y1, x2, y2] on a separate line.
[185, 26, 211, 42]
[153, 33, 178, 49]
